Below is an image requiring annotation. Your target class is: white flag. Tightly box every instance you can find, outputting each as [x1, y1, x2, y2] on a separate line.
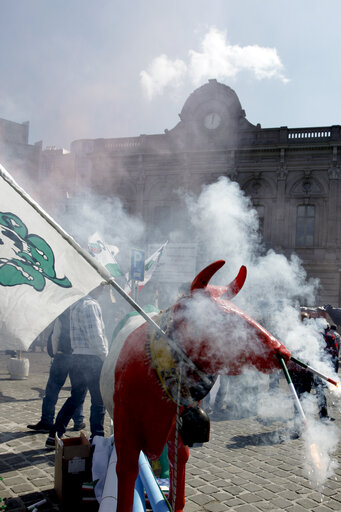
[138, 241, 168, 291]
[0, 164, 111, 351]
[124, 241, 168, 294]
[88, 233, 123, 278]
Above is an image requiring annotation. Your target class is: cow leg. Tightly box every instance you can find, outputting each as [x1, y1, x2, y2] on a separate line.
[167, 426, 189, 512]
[115, 438, 140, 512]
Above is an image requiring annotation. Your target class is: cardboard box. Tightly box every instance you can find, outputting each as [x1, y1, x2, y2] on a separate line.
[54, 432, 91, 508]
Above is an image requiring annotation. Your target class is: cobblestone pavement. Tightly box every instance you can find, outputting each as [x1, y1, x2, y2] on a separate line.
[1, 351, 341, 512]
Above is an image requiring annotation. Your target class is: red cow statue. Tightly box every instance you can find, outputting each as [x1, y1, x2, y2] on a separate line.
[100, 260, 291, 511]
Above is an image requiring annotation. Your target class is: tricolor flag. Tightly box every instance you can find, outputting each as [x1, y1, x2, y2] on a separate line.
[125, 241, 168, 294]
[0, 164, 112, 351]
[137, 241, 168, 291]
[88, 233, 123, 278]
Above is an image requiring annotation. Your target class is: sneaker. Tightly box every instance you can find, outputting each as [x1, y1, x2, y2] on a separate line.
[290, 430, 301, 439]
[45, 435, 56, 449]
[321, 416, 335, 423]
[27, 421, 52, 433]
[72, 422, 86, 431]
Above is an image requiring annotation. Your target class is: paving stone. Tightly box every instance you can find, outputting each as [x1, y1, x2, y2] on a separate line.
[10, 482, 35, 493]
[1, 475, 25, 486]
[203, 501, 229, 511]
[312, 507, 337, 512]
[190, 493, 215, 505]
[211, 490, 232, 502]
[224, 485, 244, 496]
[296, 497, 323, 509]
[286, 505, 308, 512]
[30, 477, 53, 487]
[208, 478, 231, 489]
[254, 502, 279, 511]
[234, 504, 260, 511]
[320, 500, 341, 511]
[187, 477, 208, 489]
[240, 482, 263, 493]
[270, 496, 293, 508]
[181, 501, 205, 511]
[197, 484, 220, 495]
[255, 489, 276, 500]
[224, 497, 245, 507]
[329, 492, 341, 502]
[262, 483, 286, 493]
[278, 489, 301, 500]
[239, 492, 263, 504]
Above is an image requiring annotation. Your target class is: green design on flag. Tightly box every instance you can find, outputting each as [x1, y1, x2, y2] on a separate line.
[144, 259, 155, 272]
[0, 211, 72, 291]
[88, 234, 123, 278]
[105, 262, 123, 278]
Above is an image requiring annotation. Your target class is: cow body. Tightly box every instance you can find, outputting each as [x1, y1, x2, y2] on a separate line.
[100, 261, 291, 511]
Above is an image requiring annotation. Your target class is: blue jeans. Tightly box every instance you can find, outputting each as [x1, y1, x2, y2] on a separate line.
[42, 353, 84, 426]
[52, 354, 105, 438]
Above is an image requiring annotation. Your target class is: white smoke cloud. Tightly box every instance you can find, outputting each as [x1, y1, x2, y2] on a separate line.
[189, 27, 289, 85]
[183, 177, 325, 360]
[181, 175, 339, 486]
[140, 54, 187, 100]
[140, 27, 289, 99]
[58, 191, 145, 275]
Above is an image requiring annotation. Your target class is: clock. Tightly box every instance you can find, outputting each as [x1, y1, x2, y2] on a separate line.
[204, 112, 221, 130]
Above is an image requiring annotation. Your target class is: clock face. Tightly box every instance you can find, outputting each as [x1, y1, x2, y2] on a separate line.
[204, 112, 221, 130]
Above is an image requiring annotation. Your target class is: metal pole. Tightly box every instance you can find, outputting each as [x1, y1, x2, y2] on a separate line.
[278, 356, 307, 425]
[107, 277, 213, 389]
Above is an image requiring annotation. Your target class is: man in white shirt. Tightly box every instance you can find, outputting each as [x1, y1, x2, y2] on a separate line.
[46, 285, 108, 448]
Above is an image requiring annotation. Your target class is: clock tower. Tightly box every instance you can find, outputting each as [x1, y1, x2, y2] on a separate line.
[168, 79, 255, 149]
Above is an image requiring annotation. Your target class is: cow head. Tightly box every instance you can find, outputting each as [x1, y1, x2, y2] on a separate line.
[171, 260, 291, 376]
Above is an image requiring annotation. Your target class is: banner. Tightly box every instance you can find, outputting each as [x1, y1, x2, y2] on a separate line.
[0, 164, 111, 351]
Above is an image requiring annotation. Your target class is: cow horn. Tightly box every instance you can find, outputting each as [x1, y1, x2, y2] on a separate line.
[223, 265, 247, 299]
[190, 260, 225, 293]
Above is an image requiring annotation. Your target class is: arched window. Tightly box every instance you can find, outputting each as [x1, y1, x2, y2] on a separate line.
[296, 205, 315, 247]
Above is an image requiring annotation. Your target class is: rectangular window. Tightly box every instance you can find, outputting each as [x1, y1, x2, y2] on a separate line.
[296, 205, 315, 247]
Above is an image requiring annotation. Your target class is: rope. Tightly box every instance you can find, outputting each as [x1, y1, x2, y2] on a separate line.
[172, 363, 182, 511]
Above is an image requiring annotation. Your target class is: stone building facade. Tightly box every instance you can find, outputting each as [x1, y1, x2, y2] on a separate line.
[1, 80, 341, 305]
[70, 80, 341, 306]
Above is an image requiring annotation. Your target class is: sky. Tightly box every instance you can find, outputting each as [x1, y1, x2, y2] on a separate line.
[1, 0, 341, 149]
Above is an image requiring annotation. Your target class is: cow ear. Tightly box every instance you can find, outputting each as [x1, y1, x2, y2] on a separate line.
[190, 260, 225, 293]
[222, 265, 247, 300]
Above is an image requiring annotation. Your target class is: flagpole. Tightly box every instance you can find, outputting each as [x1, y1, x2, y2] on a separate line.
[278, 356, 307, 425]
[290, 355, 339, 387]
[107, 277, 212, 388]
[0, 166, 210, 386]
